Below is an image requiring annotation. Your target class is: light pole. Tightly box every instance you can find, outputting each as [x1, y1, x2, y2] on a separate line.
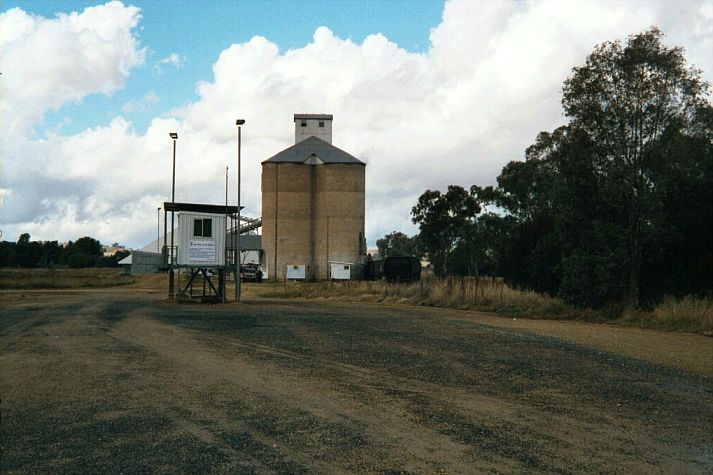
[224, 166, 228, 303]
[169, 132, 178, 297]
[235, 119, 245, 301]
[157, 207, 161, 254]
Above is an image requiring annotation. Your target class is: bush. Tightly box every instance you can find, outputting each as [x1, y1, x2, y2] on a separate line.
[66, 253, 95, 268]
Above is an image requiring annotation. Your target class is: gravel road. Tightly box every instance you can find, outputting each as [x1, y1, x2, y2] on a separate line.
[1, 290, 711, 473]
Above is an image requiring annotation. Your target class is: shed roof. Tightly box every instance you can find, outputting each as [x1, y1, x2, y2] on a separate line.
[163, 202, 242, 214]
[262, 136, 364, 165]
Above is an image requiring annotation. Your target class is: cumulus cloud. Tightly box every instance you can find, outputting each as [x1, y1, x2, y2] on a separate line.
[0, 1, 145, 136]
[2, 0, 712, 248]
[1, 1, 147, 242]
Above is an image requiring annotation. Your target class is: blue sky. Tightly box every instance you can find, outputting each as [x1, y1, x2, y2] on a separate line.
[6, 0, 444, 136]
[2, 0, 711, 247]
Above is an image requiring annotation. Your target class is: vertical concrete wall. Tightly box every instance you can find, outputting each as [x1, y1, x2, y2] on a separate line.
[295, 118, 332, 144]
[261, 162, 365, 280]
[262, 163, 312, 280]
[314, 164, 365, 280]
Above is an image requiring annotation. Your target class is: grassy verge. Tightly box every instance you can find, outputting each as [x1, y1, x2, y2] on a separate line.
[622, 296, 713, 335]
[0, 268, 137, 289]
[255, 277, 712, 335]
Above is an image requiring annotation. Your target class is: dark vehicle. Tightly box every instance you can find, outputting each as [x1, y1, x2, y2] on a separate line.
[365, 258, 384, 280]
[240, 263, 263, 283]
[384, 256, 421, 283]
[366, 256, 421, 283]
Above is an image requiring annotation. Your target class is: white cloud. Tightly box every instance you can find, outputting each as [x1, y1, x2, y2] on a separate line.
[0, 1, 145, 136]
[153, 52, 187, 73]
[121, 90, 159, 113]
[2, 0, 712, 248]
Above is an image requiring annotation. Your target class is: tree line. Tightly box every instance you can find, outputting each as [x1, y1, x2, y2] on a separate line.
[379, 28, 712, 309]
[0, 233, 130, 268]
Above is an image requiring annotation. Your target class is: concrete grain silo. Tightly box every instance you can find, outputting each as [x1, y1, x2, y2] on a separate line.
[261, 114, 365, 280]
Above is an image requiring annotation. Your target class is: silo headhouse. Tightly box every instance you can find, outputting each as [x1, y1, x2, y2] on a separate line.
[261, 114, 366, 280]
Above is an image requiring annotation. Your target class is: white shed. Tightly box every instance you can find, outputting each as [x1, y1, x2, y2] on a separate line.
[329, 261, 352, 280]
[177, 211, 226, 267]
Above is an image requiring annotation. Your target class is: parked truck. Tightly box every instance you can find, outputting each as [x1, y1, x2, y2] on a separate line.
[240, 263, 263, 283]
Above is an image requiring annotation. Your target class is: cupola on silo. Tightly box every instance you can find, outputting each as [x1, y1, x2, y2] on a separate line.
[261, 114, 365, 280]
[294, 113, 333, 144]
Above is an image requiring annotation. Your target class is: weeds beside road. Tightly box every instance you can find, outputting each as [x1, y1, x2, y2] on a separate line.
[259, 277, 713, 335]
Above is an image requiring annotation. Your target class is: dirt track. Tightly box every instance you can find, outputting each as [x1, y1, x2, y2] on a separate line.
[1, 288, 712, 473]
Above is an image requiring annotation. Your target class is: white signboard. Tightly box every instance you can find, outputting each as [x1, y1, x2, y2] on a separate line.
[188, 241, 215, 263]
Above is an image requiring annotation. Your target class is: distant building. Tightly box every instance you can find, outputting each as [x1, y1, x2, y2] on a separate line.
[261, 114, 366, 280]
[119, 230, 264, 275]
[102, 243, 126, 257]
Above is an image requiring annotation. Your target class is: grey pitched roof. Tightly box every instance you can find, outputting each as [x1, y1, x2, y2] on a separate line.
[262, 136, 364, 165]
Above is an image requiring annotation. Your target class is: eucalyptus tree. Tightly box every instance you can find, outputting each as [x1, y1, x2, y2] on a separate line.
[376, 231, 419, 259]
[561, 27, 710, 307]
[411, 185, 480, 276]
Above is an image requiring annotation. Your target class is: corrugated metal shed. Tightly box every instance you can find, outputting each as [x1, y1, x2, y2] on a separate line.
[118, 250, 162, 274]
[176, 212, 226, 267]
[236, 234, 262, 250]
[131, 251, 162, 274]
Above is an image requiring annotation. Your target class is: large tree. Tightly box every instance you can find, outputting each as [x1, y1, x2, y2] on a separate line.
[409, 29, 711, 306]
[561, 27, 710, 308]
[411, 185, 480, 276]
[376, 231, 419, 259]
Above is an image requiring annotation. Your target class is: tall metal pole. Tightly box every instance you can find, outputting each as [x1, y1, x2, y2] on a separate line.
[171, 138, 176, 201]
[157, 207, 161, 254]
[235, 119, 245, 301]
[224, 166, 228, 303]
[169, 132, 178, 297]
[163, 209, 167, 266]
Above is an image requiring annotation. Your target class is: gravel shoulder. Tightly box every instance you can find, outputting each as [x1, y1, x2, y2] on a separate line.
[1, 289, 711, 473]
[419, 305, 713, 377]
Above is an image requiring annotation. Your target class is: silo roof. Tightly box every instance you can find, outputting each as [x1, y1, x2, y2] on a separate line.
[262, 136, 364, 165]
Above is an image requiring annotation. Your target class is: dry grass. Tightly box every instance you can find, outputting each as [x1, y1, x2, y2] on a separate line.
[258, 276, 574, 319]
[4, 269, 708, 335]
[639, 296, 713, 335]
[257, 277, 713, 334]
[0, 268, 136, 289]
